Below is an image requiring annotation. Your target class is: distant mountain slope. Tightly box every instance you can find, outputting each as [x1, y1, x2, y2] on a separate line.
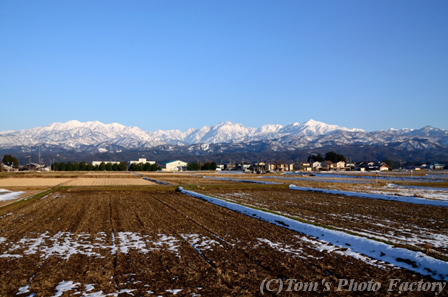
[0, 120, 447, 162]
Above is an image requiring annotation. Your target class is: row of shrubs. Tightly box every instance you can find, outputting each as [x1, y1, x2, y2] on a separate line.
[52, 161, 161, 171]
[52, 161, 130, 171]
[187, 161, 217, 171]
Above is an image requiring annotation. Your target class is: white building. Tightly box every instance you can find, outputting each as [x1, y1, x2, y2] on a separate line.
[129, 158, 155, 165]
[312, 161, 322, 171]
[92, 161, 121, 166]
[160, 160, 188, 171]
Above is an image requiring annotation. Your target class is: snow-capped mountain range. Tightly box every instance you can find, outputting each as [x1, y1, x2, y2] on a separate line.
[0, 119, 447, 156]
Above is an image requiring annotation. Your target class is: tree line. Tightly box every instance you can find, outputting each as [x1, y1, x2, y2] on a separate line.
[187, 161, 217, 171]
[129, 162, 160, 171]
[307, 151, 347, 163]
[52, 161, 128, 171]
[51, 161, 162, 171]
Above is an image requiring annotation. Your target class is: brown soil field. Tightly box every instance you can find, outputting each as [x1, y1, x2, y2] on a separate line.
[0, 172, 88, 179]
[0, 189, 440, 296]
[65, 177, 155, 186]
[198, 186, 448, 258]
[139, 173, 240, 186]
[212, 175, 448, 200]
[0, 178, 74, 188]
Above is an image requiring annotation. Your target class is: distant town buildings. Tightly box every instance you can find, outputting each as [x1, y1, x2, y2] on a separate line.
[0, 154, 446, 173]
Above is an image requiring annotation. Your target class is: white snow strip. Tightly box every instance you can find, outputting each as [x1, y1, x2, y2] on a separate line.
[0, 253, 22, 258]
[0, 189, 24, 201]
[54, 281, 80, 297]
[179, 187, 448, 281]
[16, 284, 30, 295]
[83, 292, 105, 297]
[117, 289, 135, 295]
[289, 184, 448, 207]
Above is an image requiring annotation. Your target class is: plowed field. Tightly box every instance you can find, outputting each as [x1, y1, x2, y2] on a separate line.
[65, 178, 155, 186]
[199, 187, 448, 258]
[0, 189, 440, 296]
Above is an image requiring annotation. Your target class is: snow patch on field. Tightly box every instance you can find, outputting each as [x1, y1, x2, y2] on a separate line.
[16, 284, 30, 295]
[327, 213, 448, 255]
[166, 288, 183, 294]
[289, 184, 448, 207]
[117, 232, 148, 254]
[256, 238, 309, 260]
[180, 234, 221, 251]
[0, 189, 24, 201]
[180, 187, 448, 281]
[259, 175, 371, 184]
[17, 281, 188, 297]
[204, 176, 281, 185]
[54, 280, 80, 297]
[0, 232, 218, 260]
[313, 173, 447, 183]
[368, 183, 448, 201]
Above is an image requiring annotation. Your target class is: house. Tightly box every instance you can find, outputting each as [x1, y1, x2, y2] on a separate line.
[129, 158, 155, 165]
[160, 160, 188, 171]
[320, 161, 334, 171]
[224, 162, 236, 170]
[1, 163, 17, 172]
[379, 163, 390, 171]
[215, 164, 225, 170]
[334, 161, 346, 170]
[298, 162, 312, 171]
[266, 161, 294, 172]
[433, 162, 446, 170]
[312, 161, 322, 171]
[356, 161, 380, 171]
[252, 162, 266, 173]
[239, 162, 252, 172]
[345, 162, 356, 171]
[20, 163, 47, 172]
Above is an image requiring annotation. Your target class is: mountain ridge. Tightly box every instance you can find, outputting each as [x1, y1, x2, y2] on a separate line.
[1, 119, 367, 148]
[1, 120, 447, 163]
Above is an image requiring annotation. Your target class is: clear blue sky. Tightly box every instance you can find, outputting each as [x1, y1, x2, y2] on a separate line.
[1, 0, 447, 132]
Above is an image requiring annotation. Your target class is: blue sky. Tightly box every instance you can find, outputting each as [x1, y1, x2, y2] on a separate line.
[1, 0, 447, 132]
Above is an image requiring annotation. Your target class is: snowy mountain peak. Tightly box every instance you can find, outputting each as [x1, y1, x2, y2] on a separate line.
[302, 119, 320, 126]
